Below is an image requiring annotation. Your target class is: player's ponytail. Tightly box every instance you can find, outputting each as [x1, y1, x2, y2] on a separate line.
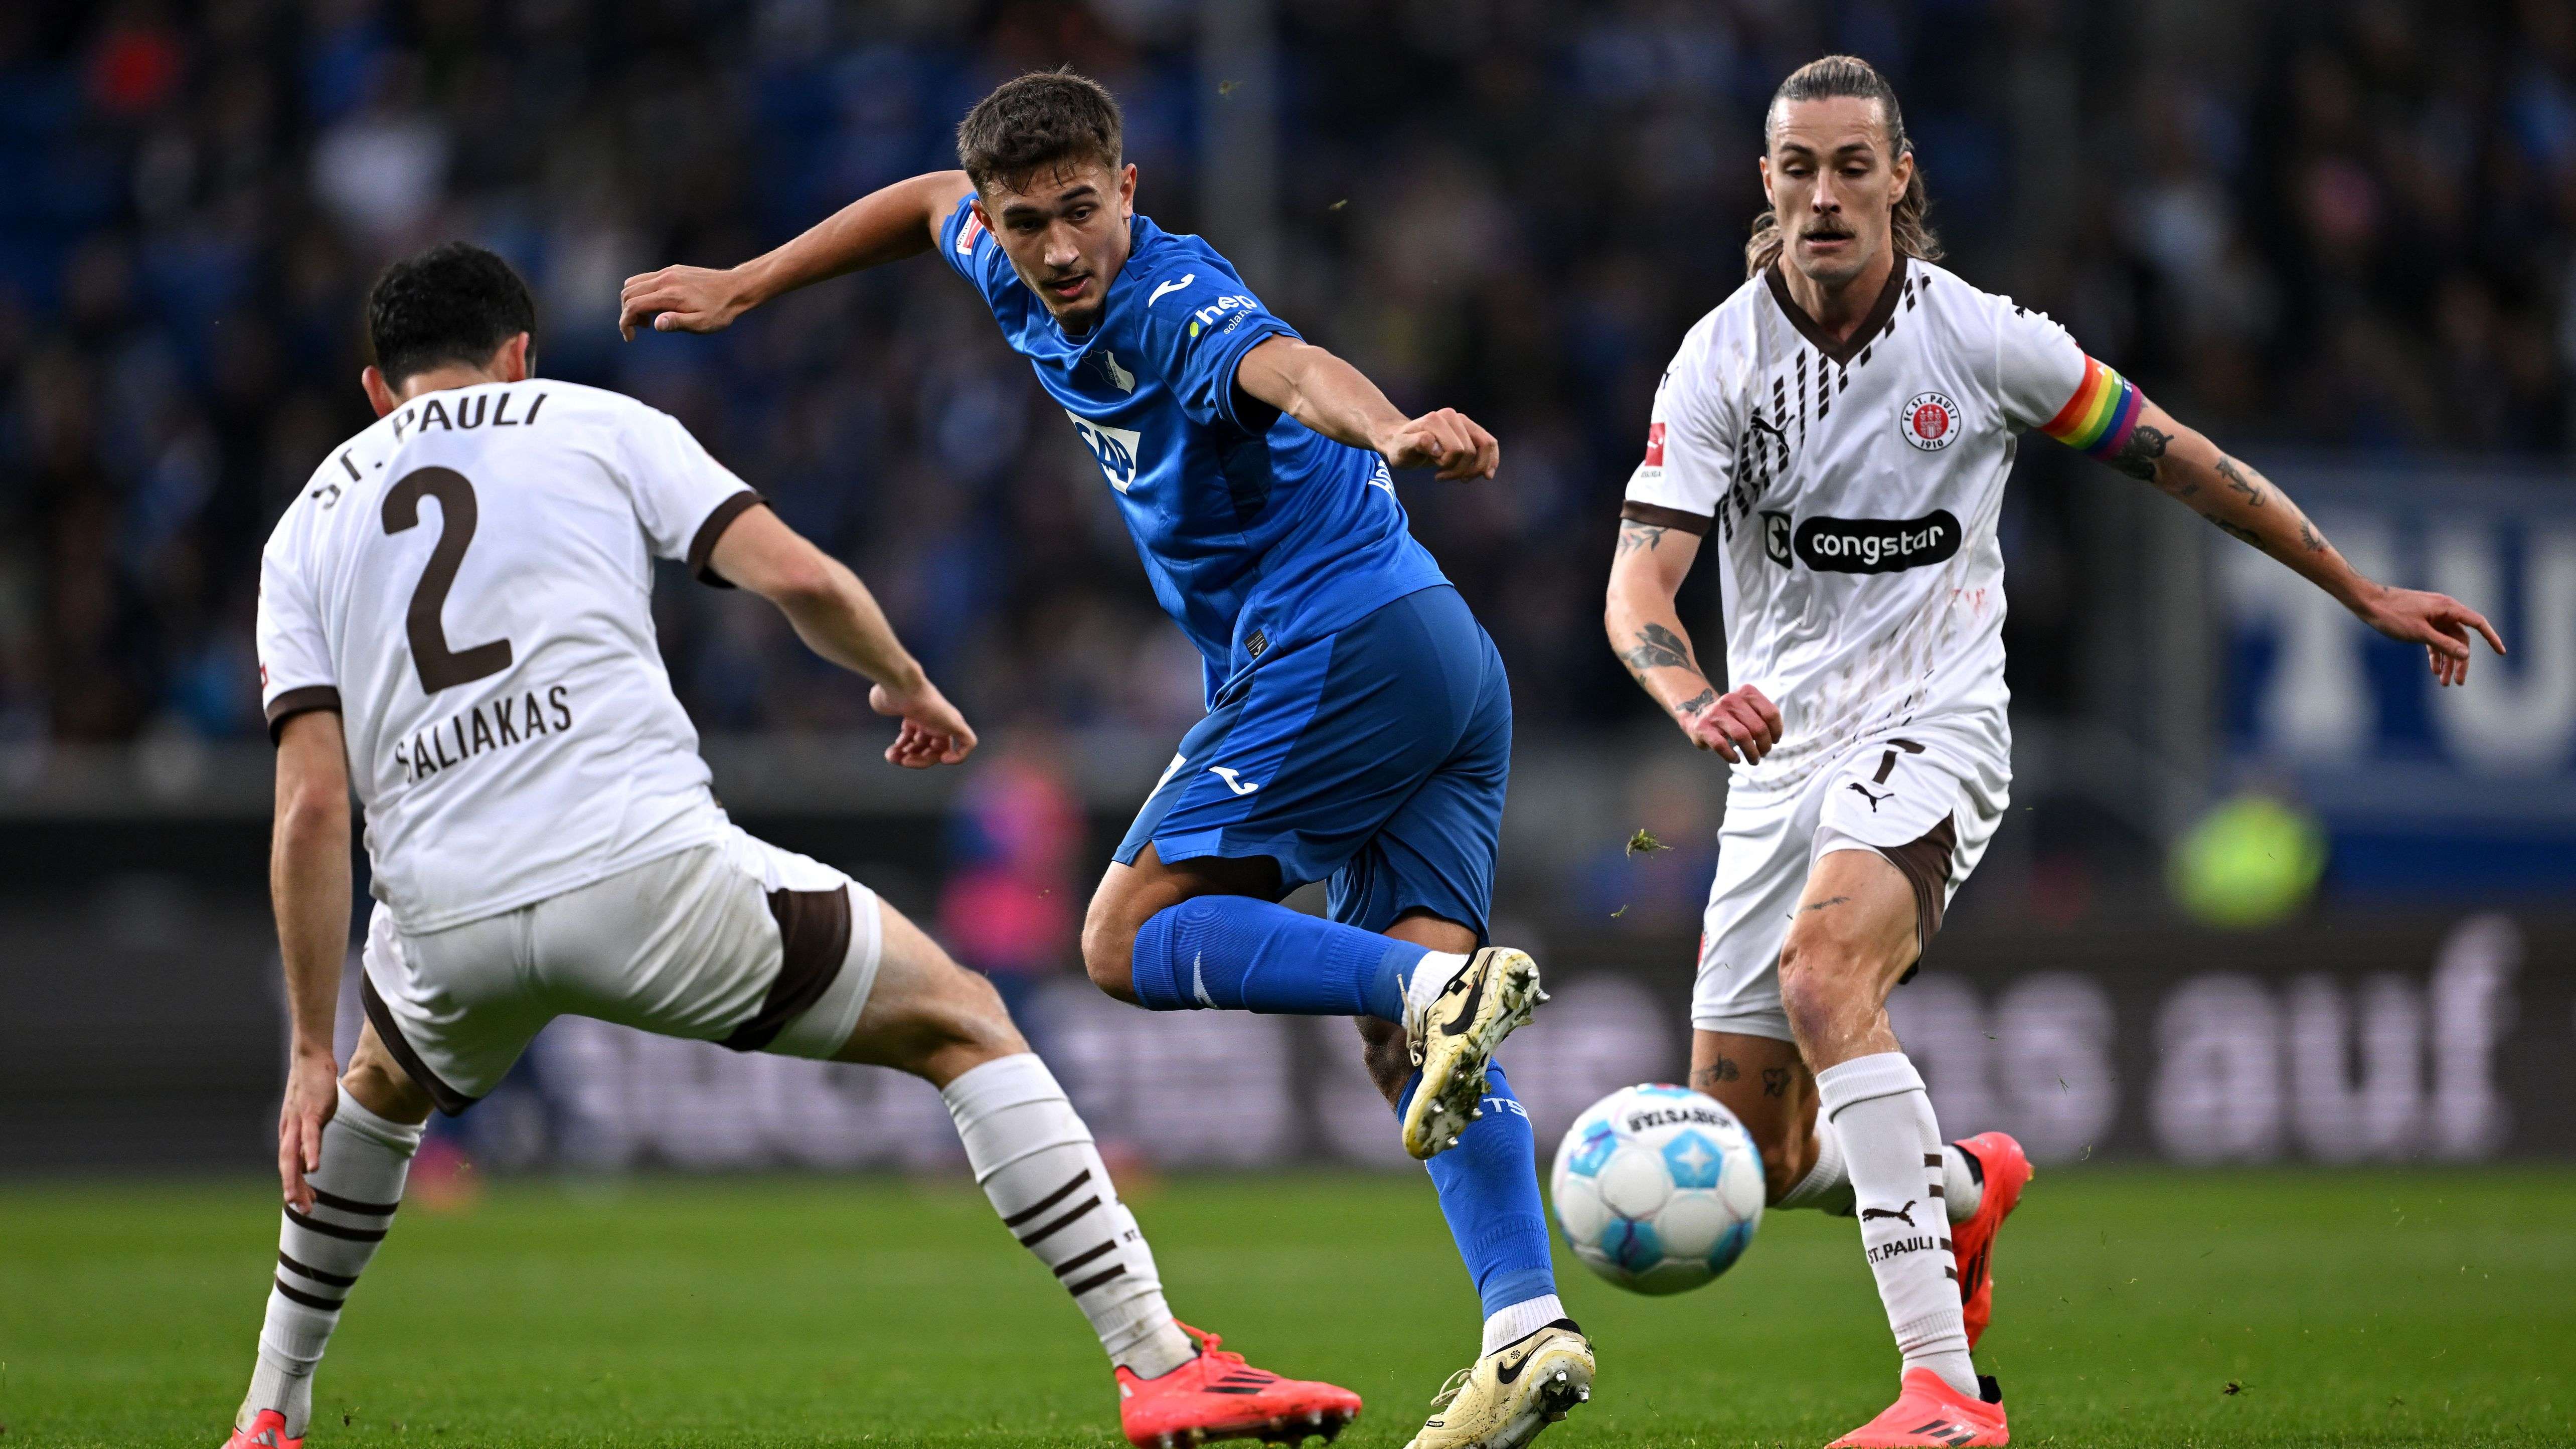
[1746, 56, 1944, 278]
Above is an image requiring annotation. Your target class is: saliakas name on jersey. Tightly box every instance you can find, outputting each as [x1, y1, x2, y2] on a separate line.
[394, 682, 575, 784]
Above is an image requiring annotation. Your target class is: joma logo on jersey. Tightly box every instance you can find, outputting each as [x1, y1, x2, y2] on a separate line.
[1792, 510, 1964, 573]
[1066, 411, 1144, 493]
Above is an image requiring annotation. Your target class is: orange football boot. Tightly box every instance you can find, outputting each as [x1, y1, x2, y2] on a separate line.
[223, 1409, 302, 1449]
[1949, 1132, 2032, 1348]
[1827, 1368, 2007, 1447]
[1118, 1322, 1363, 1448]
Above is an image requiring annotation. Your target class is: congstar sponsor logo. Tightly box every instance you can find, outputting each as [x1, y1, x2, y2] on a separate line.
[1790, 509, 1963, 573]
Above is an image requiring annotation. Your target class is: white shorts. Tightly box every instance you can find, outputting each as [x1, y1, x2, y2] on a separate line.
[1691, 732, 2008, 1042]
[360, 826, 884, 1114]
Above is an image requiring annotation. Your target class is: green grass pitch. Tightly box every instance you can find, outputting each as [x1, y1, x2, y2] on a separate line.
[3, 1167, 2569, 1447]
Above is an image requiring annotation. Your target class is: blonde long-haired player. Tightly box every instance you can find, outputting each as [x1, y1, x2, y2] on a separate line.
[1604, 56, 2504, 1449]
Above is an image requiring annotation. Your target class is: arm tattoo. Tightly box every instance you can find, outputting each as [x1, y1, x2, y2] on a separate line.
[2299, 519, 2328, 554]
[1615, 520, 1668, 557]
[1673, 687, 1716, 717]
[2108, 423, 2170, 481]
[1797, 895, 1852, 914]
[2214, 456, 2266, 507]
[2197, 509, 2265, 547]
[1615, 621, 1695, 676]
[1692, 1058, 1741, 1090]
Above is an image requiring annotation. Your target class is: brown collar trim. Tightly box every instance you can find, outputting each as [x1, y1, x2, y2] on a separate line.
[1765, 254, 1909, 366]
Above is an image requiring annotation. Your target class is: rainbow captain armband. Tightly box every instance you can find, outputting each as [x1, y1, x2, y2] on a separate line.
[2038, 355, 2142, 459]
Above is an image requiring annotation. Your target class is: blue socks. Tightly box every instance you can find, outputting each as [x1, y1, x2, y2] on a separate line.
[1408, 1064, 1558, 1316]
[1130, 895, 1424, 1021]
[1124, 896, 1555, 1317]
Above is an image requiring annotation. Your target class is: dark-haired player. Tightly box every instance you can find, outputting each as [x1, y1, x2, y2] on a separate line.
[622, 71, 1589, 1449]
[225, 242, 1358, 1449]
[1604, 56, 2505, 1448]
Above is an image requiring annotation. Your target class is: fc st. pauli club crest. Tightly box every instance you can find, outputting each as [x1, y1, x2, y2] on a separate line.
[1900, 390, 1960, 451]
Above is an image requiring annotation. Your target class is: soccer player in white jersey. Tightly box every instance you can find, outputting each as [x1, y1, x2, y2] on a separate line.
[225, 243, 1360, 1449]
[1603, 58, 2506, 1449]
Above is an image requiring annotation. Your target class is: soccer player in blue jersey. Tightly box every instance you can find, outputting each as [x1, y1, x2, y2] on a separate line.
[621, 70, 1590, 1449]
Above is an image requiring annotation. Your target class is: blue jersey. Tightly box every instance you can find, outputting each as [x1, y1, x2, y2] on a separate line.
[937, 196, 1449, 702]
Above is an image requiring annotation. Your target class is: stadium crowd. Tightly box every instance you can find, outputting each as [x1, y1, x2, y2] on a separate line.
[2, 0, 2569, 750]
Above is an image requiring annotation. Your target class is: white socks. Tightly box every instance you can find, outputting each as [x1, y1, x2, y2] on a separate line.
[239, 1087, 422, 1438]
[942, 1053, 1196, 1379]
[1778, 1118, 1983, 1224]
[1814, 1052, 1977, 1398]
[1481, 1293, 1566, 1355]
[1403, 951, 1471, 1024]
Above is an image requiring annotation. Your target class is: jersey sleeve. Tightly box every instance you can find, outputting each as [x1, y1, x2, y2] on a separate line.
[618, 406, 766, 587]
[256, 508, 340, 743]
[1620, 340, 1732, 533]
[934, 189, 1018, 305]
[1129, 260, 1301, 431]
[1995, 303, 2142, 462]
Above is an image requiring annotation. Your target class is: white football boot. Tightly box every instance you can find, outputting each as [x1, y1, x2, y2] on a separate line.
[1402, 1319, 1593, 1449]
[1402, 946, 1546, 1160]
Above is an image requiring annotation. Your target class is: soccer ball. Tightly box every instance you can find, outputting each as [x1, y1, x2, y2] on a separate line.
[1549, 1083, 1765, 1294]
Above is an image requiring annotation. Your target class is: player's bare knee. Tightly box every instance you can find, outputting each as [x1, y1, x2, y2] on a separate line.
[883, 963, 1029, 1080]
[340, 1050, 434, 1125]
[1777, 935, 1876, 1050]
[1078, 906, 1140, 1002]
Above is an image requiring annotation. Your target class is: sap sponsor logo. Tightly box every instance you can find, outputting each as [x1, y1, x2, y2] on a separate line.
[1792, 510, 1962, 573]
[1900, 390, 1960, 451]
[1185, 293, 1262, 339]
[1067, 411, 1144, 493]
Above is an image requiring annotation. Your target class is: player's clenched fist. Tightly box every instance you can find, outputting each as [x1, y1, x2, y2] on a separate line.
[618, 264, 756, 340]
[1679, 683, 1782, 764]
[1376, 407, 1500, 481]
[871, 676, 978, 768]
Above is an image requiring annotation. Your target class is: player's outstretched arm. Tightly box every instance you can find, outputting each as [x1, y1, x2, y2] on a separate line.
[2098, 396, 2507, 687]
[710, 505, 976, 768]
[1603, 518, 1782, 761]
[271, 709, 353, 1210]
[1234, 337, 1499, 480]
[618, 170, 974, 339]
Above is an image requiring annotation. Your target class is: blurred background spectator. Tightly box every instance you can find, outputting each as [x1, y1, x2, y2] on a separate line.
[3, 0, 2566, 756]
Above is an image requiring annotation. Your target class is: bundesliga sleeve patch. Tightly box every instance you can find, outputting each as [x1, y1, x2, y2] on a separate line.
[2039, 355, 2142, 459]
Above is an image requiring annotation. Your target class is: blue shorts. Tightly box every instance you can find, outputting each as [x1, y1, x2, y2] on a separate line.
[1115, 585, 1511, 939]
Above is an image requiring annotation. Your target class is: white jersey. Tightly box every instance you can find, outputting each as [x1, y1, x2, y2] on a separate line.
[1624, 256, 2129, 802]
[257, 379, 765, 934]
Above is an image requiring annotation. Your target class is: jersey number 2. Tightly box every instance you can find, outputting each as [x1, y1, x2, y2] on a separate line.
[382, 466, 513, 693]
